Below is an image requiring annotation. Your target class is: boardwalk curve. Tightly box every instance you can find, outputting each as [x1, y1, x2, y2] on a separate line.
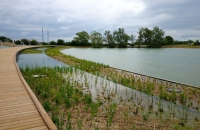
[0, 47, 57, 130]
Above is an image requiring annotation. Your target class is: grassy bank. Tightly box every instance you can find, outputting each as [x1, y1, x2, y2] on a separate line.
[45, 46, 200, 108]
[162, 45, 200, 48]
[21, 66, 200, 129]
[21, 48, 43, 54]
[20, 46, 200, 129]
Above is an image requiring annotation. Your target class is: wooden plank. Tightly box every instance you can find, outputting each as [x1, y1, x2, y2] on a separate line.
[26, 125, 49, 130]
[0, 46, 56, 130]
[0, 111, 40, 124]
[0, 104, 36, 116]
[0, 102, 34, 111]
[0, 110, 38, 121]
[0, 116, 45, 130]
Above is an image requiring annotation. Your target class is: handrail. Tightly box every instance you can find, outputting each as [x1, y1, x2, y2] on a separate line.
[14, 46, 57, 130]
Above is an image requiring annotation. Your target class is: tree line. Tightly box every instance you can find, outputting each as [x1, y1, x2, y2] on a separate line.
[67, 27, 174, 48]
[1, 26, 200, 47]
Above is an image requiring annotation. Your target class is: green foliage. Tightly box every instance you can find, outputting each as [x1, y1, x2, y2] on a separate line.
[21, 49, 42, 54]
[90, 30, 103, 48]
[71, 31, 90, 46]
[103, 30, 116, 48]
[49, 41, 57, 45]
[105, 103, 117, 126]
[187, 39, 194, 44]
[15, 40, 21, 45]
[171, 90, 177, 102]
[164, 36, 174, 45]
[193, 40, 200, 46]
[180, 93, 187, 104]
[43, 100, 51, 111]
[0, 36, 12, 42]
[130, 34, 136, 47]
[30, 39, 38, 45]
[57, 39, 65, 45]
[21, 38, 29, 45]
[84, 94, 92, 105]
[113, 28, 129, 48]
[151, 26, 165, 47]
[20, 66, 86, 129]
[91, 102, 99, 117]
[66, 112, 72, 130]
[137, 26, 165, 48]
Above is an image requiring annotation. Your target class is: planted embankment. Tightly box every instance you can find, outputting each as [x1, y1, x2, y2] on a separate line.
[46, 46, 200, 109]
[18, 47, 200, 129]
[21, 65, 200, 129]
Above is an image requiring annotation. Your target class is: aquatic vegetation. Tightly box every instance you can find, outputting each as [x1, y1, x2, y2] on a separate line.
[20, 65, 200, 129]
[19, 46, 200, 129]
[21, 48, 43, 54]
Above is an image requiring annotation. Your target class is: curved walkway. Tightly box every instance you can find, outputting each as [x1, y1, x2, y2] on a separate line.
[0, 47, 57, 130]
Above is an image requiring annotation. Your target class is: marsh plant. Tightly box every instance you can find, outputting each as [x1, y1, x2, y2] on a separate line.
[20, 54, 200, 129]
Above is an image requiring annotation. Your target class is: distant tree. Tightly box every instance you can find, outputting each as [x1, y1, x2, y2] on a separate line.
[193, 40, 200, 46]
[70, 40, 78, 46]
[188, 39, 194, 45]
[0, 36, 12, 42]
[21, 39, 29, 45]
[30, 39, 38, 45]
[163, 36, 174, 45]
[66, 42, 71, 46]
[90, 30, 103, 48]
[151, 26, 165, 47]
[103, 30, 115, 48]
[15, 40, 21, 45]
[113, 28, 129, 48]
[72, 31, 90, 46]
[137, 26, 165, 48]
[129, 34, 136, 48]
[57, 39, 65, 45]
[49, 41, 57, 45]
[42, 42, 48, 45]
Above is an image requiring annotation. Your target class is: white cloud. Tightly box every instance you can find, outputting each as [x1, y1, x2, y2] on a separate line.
[0, 0, 200, 41]
[60, 26, 70, 30]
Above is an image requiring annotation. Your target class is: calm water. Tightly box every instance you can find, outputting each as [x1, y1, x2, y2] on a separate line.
[1, 45, 10, 48]
[17, 49, 68, 68]
[61, 48, 200, 87]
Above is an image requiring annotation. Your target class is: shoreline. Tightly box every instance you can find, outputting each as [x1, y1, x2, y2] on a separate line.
[109, 66, 200, 89]
[161, 45, 200, 48]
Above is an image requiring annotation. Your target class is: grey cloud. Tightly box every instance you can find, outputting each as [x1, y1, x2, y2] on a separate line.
[0, 0, 200, 41]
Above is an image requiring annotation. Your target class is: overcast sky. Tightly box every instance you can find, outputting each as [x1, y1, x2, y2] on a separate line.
[0, 0, 200, 42]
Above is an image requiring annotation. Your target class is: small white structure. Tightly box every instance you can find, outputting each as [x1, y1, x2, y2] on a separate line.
[0, 40, 3, 49]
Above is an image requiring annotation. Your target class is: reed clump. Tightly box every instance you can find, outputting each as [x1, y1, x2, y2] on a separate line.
[45, 46, 200, 111]
[21, 49, 43, 54]
[20, 66, 200, 129]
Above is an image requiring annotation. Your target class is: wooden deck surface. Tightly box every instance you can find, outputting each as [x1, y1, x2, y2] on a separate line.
[0, 47, 57, 130]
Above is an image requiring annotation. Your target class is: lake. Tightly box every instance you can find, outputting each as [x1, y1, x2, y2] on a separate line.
[61, 48, 200, 87]
[17, 48, 68, 68]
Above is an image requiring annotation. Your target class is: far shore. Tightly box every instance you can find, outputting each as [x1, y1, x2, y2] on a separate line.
[161, 44, 200, 48]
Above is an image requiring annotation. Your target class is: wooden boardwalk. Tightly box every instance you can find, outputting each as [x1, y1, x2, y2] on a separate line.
[0, 47, 57, 130]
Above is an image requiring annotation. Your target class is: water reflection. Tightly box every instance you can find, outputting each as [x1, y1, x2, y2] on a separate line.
[63, 68, 200, 125]
[17, 49, 68, 68]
